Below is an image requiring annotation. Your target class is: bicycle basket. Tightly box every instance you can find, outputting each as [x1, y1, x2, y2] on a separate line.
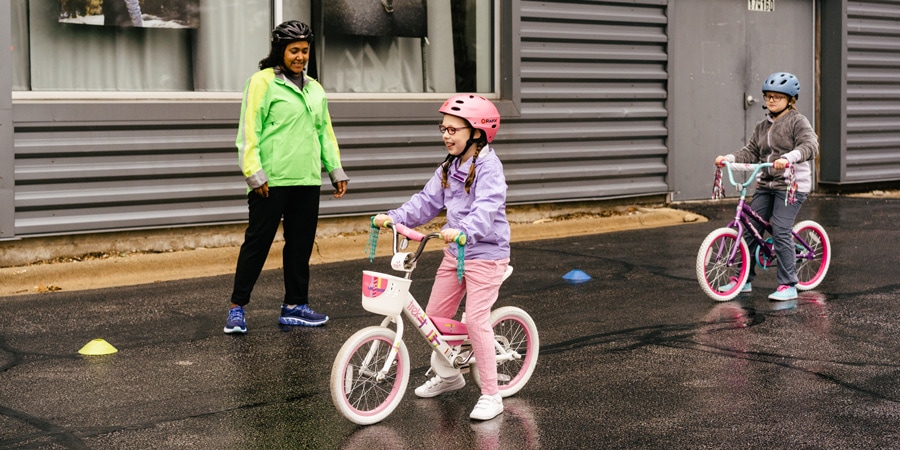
[361, 271, 411, 315]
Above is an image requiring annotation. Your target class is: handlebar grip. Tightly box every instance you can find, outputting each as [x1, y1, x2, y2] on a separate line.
[728, 163, 763, 171]
[455, 233, 467, 246]
[394, 223, 427, 242]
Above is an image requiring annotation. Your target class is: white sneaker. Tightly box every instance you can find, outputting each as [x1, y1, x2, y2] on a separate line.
[414, 374, 465, 398]
[469, 394, 504, 421]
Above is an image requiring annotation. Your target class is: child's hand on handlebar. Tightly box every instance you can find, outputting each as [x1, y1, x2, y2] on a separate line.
[714, 156, 728, 167]
[772, 158, 790, 170]
[373, 214, 392, 228]
[440, 228, 465, 245]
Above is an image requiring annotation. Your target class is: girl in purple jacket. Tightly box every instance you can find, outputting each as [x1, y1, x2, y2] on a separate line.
[374, 94, 510, 421]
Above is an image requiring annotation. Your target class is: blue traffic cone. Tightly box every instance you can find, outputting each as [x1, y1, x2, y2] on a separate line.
[562, 269, 591, 284]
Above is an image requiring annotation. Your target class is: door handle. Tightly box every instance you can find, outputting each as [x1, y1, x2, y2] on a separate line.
[745, 93, 758, 110]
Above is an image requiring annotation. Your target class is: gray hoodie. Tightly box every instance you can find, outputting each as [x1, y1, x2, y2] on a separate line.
[726, 109, 819, 193]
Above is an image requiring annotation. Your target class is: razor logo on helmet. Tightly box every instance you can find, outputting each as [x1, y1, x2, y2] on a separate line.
[439, 94, 502, 143]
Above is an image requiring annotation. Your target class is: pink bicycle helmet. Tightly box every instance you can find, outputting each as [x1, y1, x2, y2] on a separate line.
[438, 94, 501, 143]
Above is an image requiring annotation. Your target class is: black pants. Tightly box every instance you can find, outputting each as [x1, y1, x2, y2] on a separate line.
[231, 186, 321, 306]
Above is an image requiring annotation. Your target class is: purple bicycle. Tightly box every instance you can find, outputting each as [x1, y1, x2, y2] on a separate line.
[696, 162, 831, 302]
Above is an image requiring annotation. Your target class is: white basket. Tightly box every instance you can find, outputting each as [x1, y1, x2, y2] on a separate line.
[361, 271, 411, 316]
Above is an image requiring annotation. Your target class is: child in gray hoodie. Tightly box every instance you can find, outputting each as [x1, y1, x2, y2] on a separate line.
[714, 71, 819, 301]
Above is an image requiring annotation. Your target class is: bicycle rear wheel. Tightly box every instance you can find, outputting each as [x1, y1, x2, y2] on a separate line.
[330, 326, 409, 425]
[696, 227, 751, 301]
[793, 220, 831, 290]
[470, 306, 539, 397]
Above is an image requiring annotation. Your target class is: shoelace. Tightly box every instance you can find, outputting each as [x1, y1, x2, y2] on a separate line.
[711, 167, 726, 200]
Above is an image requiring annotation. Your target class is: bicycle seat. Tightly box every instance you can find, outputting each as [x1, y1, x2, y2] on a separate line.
[430, 317, 467, 336]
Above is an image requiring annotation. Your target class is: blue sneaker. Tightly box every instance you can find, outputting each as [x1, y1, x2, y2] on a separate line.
[224, 306, 247, 334]
[279, 304, 329, 327]
[768, 285, 798, 301]
[717, 278, 752, 293]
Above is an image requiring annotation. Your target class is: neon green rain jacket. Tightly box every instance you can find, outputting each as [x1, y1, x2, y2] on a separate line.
[236, 68, 347, 190]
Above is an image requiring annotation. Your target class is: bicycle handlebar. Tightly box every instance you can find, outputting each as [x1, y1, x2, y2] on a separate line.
[366, 220, 467, 280]
[719, 161, 792, 189]
[394, 223, 427, 242]
[712, 161, 798, 205]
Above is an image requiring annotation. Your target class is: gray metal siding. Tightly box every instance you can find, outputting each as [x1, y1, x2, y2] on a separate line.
[513, 0, 669, 200]
[6, 0, 670, 238]
[12, 102, 245, 236]
[0, 1, 13, 239]
[837, 0, 900, 183]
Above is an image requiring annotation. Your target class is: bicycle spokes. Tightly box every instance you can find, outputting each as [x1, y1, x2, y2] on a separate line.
[792, 221, 831, 290]
[696, 228, 750, 302]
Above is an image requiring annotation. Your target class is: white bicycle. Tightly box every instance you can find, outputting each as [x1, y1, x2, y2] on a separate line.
[330, 221, 539, 425]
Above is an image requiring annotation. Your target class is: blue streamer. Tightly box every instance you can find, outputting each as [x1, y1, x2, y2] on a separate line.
[455, 238, 465, 283]
[365, 217, 379, 262]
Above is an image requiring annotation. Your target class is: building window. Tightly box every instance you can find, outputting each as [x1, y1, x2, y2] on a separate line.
[11, 0, 495, 96]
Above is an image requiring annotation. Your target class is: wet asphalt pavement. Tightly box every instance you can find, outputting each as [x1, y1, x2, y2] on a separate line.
[1, 195, 898, 449]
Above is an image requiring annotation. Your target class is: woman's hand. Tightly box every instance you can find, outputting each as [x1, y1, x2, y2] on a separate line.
[333, 180, 347, 198]
[253, 182, 269, 198]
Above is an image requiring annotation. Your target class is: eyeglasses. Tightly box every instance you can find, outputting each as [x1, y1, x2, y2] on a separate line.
[439, 125, 467, 135]
[765, 95, 787, 102]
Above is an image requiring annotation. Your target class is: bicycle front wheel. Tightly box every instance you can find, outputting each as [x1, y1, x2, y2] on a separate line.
[696, 227, 751, 302]
[793, 220, 831, 291]
[330, 326, 410, 425]
[471, 306, 539, 397]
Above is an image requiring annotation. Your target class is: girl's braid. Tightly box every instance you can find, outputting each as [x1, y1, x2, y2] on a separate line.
[440, 153, 456, 189]
[463, 141, 485, 194]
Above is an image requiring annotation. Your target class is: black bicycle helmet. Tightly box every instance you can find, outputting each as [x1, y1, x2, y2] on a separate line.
[272, 20, 314, 45]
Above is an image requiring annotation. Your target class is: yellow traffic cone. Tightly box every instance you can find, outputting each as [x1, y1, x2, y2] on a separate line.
[78, 339, 118, 356]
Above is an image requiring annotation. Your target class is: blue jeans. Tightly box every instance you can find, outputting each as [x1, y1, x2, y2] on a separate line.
[745, 188, 808, 287]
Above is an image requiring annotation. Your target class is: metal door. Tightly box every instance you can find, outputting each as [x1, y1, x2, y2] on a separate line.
[670, 0, 815, 201]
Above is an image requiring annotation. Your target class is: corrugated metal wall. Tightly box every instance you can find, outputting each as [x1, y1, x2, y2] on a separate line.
[12, 103, 246, 236]
[507, 0, 669, 202]
[845, 0, 900, 182]
[7, 0, 670, 238]
[821, 0, 900, 185]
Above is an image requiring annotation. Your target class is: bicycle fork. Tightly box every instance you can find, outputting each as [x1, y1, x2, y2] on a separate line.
[356, 315, 405, 383]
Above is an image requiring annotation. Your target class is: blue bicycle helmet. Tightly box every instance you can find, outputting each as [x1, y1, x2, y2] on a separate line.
[762, 72, 800, 99]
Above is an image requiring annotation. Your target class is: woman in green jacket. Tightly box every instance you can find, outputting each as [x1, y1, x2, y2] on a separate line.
[225, 20, 349, 334]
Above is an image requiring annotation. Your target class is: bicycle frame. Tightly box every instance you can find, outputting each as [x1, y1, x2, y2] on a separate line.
[365, 223, 481, 381]
[718, 163, 818, 268]
[697, 162, 831, 302]
[333, 221, 538, 424]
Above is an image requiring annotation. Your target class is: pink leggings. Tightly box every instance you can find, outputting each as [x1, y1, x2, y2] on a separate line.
[426, 249, 509, 396]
